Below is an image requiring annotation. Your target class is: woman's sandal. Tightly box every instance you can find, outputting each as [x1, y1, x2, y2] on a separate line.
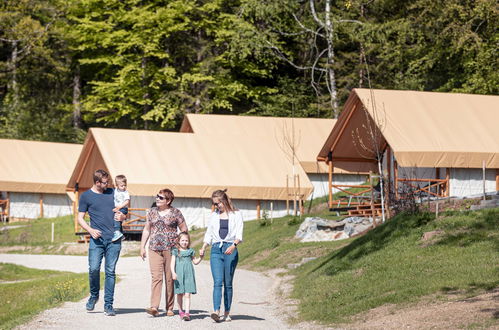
[210, 312, 220, 322]
[183, 313, 191, 321]
[145, 307, 159, 317]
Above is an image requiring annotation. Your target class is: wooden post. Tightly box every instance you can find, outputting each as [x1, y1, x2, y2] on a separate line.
[386, 146, 391, 204]
[39, 193, 44, 219]
[74, 190, 79, 233]
[256, 200, 261, 219]
[286, 175, 290, 215]
[394, 160, 399, 200]
[436, 168, 441, 197]
[445, 168, 450, 197]
[369, 171, 376, 225]
[327, 151, 333, 209]
[496, 169, 499, 192]
[6, 192, 10, 220]
[293, 174, 297, 216]
[482, 160, 486, 201]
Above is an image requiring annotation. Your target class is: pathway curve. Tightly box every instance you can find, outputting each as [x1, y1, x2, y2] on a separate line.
[0, 253, 295, 330]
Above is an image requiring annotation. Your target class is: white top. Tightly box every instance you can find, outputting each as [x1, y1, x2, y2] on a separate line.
[203, 210, 243, 246]
[114, 188, 130, 207]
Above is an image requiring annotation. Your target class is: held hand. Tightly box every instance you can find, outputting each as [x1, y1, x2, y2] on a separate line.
[112, 207, 119, 213]
[89, 228, 101, 239]
[224, 245, 235, 255]
[199, 249, 205, 257]
[114, 212, 125, 222]
[140, 247, 147, 260]
[172, 273, 177, 281]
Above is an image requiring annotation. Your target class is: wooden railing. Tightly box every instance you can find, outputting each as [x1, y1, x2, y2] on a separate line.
[396, 178, 448, 198]
[122, 208, 147, 233]
[0, 199, 9, 221]
[329, 184, 374, 208]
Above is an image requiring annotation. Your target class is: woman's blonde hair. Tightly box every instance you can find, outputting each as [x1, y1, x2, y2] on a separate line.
[176, 231, 191, 249]
[212, 189, 237, 213]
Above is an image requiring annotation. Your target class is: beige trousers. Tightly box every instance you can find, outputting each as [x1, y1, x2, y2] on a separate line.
[148, 249, 174, 311]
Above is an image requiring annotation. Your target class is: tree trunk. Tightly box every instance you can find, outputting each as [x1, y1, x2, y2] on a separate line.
[9, 40, 19, 108]
[142, 57, 150, 129]
[324, 0, 339, 117]
[72, 65, 82, 129]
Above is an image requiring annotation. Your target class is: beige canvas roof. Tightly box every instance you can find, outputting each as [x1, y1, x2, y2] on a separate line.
[67, 128, 312, 200]
[180, 114, 358, 174]
[318, 89, 499, 169]
[0, 139, 82, 194]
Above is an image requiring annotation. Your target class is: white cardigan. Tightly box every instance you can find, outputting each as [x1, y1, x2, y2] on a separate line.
[203, 210, 244, 246]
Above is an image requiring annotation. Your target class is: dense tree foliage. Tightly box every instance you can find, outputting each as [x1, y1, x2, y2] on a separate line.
[0, 0, 497, 142]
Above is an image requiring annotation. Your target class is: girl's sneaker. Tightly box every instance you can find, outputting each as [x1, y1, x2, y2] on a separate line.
[223, 315, 232, 322]
[179, 310, 185, 319]
[183, 313, 190, 321]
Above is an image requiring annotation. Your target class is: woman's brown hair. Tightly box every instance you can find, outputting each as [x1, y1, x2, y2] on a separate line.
[212, 189, 237, 213]
[159, 188, 174, 206]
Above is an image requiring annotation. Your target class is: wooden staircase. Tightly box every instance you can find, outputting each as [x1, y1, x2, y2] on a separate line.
[347, 203, 383, 217]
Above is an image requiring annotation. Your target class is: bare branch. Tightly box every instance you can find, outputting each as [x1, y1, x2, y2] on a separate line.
[309, 0, 325, 27]
[292, 13, 325, 38]
[265, 40, 326, 72]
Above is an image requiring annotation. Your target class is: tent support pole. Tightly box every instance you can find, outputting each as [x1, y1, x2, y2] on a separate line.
[394, 160, 399, 200]
[256, 200, 261, 219]
[74, 190, 79, 233]
[445, 168, 450, 197]
[39, 193, 44, 219]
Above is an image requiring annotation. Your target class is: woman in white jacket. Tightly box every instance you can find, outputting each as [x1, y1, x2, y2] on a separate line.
[200, 189, 243, 323]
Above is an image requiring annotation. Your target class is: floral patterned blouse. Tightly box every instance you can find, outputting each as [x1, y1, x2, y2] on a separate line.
[147, 207, 186, 251]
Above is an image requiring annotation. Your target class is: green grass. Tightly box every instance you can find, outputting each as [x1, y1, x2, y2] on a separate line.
[290, 208, 499, 324]
[0, 216, 80, 253]
[0, 263, 89, 329]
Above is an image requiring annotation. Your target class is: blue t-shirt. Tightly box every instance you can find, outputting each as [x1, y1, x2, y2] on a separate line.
[78, 188, 115, 240]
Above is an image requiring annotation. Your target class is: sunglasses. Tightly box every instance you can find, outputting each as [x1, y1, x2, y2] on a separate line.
[212, 201, 222, 206]
[99, 180, 109, 185]
[156, 194, 168, 200]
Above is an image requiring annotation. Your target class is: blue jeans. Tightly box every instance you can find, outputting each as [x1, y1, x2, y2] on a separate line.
[210, 242, 238, 312]
[88, 237, 121, 308]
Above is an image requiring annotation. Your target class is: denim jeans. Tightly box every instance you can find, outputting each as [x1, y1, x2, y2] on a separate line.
[210, 242, 238, 312]
[88, 237, 121, 308]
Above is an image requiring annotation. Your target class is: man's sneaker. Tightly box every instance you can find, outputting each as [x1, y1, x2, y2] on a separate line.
[85, 296, 99, 311]
[104, 306, 116, 316]
[111, 231, 124, 242]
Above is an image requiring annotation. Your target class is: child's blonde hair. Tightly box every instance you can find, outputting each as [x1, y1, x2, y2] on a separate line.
[176, 232, 191, 249]
[115, 174, 127, 186]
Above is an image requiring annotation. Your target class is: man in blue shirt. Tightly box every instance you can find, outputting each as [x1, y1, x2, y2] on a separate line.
[78, 169, 125, 316]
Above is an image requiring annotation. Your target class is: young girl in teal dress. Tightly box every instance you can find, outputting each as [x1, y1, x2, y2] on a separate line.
[170, 232, 203, 321]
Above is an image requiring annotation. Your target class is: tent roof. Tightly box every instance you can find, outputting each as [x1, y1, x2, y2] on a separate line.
[67, 128, 313, 200]
[0, 139, 82, 194]
[180, 114, 358, 174]
[318, 89, 499, 168]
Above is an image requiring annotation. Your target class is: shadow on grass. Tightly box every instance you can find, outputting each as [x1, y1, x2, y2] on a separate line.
[307, 212, 434, 276]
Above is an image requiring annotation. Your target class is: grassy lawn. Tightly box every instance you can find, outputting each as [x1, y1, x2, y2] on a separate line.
[0, 263, 89, 329]
[0, 215, 79, 254]
[291, 208, 499, 324]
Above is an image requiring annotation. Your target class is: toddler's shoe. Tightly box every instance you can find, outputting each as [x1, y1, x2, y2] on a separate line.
[112, 231, 124, 242]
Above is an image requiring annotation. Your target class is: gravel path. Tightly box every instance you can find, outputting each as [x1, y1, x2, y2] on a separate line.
[0, 253, 294, 330]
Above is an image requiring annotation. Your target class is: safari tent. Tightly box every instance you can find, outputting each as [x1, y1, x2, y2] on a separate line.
[67, 128, 313, 231]
[0, 139, 82, 220]
[318, 88, 499, 207]
[180, 114, 367, 200]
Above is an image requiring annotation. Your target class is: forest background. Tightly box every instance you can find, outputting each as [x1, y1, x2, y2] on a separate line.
[0, 0, 497, 143]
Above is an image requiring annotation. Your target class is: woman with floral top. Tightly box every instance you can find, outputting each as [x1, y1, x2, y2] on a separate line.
[140, 188, 188, 317]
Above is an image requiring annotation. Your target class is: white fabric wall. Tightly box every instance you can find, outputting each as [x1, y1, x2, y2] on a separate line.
[9, 192, 73, 219]
[450, 168, 496, 197]
[130, 195, 289, 229]
[394, 166, 497, 197]
[307, 173, 367, 200]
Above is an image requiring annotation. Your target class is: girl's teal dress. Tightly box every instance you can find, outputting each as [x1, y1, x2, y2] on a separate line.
[172, 248, 197, 294]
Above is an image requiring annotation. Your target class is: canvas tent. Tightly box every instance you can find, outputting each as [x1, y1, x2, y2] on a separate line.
[318, 88, 499, 202]
[180, 114, 367, 199]
[67, 128, 313, 230]
[0, 139, 82, 219]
